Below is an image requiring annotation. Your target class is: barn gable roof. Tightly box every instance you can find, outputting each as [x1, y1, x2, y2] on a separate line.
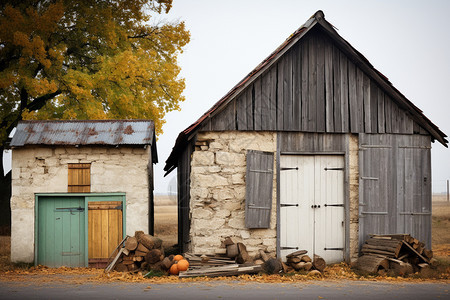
[11, 119, 158, 163]
[164, 10, 447, 175]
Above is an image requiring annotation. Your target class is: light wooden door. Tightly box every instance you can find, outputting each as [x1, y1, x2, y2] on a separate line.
[88, 201, 123, 260]
[280, 155, 345, 263]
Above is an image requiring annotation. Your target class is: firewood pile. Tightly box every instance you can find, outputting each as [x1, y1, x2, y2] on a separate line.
[283, 250, 327, 274]
[106, 231, 175, 273]
[357, 234, 434, 276]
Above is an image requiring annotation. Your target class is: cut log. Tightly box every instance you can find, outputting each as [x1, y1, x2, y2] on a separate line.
[423, 249, 433, 260]
[401, 241, 430, 263]
[312, 254, 326, 273]
[286, 250, 307, 258]
[145, 249, 163, 264]
[136, 243, 150, 254]
[135, 231, 162, 250]
[254, 259, 264, 265]
[287, 256, 301, 264]
[357, 255, 389, 273]
[236, 243, 250, 264]
[161, 257, 173, 270]
[226, 244, 239, 258]
[114, 262, 128, 272]
[300, 255, 312, 263]
[293, 262, 306, 271]
[263, 258, 282, 274]
[223, 237, 234, 246]
[259, 250, 270, 262]
[135, 250, 147, 257]
[389, 259, 413, 276]
[124, 236, 138, 251]
[303, 262, 313, 271]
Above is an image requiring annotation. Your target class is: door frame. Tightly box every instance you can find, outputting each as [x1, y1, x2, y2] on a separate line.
[35, 193, 126, 267]
[276, 149, 351, 262]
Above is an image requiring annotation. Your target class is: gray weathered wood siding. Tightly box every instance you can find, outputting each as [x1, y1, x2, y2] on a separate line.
[177, 139, 195, 253]
[199, 28, 426, 136]
[358, 133, 431, 247]
[245, 150, 274, 228]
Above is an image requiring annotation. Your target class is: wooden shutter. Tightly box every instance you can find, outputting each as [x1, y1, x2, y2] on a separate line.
[245, 150, 274, 228]
[68, 163, 91, 192]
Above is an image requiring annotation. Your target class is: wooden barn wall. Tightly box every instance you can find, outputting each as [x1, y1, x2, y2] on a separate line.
[177, 139, 195, 253]
[200, 27, 427, 136]
[358, 134, 431, 248]
[278, 132, 347, 153]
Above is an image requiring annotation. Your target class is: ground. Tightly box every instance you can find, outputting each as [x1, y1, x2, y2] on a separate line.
[0, 194, 448, 283]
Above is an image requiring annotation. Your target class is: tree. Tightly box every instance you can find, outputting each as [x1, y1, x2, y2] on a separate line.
[0, 0, 190, 229]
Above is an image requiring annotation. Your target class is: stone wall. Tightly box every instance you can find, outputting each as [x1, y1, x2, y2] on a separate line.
[348, 134, 359, 264]
[10, 146, 150, 263]
[189, 131, 277, 257]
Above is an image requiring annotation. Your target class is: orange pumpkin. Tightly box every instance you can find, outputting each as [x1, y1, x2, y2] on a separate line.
[177, 259, 189, 272]
[173, 254, 184, 262]
[169, 263, 179, 275]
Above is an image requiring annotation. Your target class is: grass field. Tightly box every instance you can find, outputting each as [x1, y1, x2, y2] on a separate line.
[154, 195, 177, 247]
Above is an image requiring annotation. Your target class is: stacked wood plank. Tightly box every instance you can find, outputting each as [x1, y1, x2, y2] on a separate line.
[357, 234, 434, 276]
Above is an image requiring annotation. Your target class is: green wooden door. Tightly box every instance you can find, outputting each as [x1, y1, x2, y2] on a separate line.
[37, 196, 86, 267]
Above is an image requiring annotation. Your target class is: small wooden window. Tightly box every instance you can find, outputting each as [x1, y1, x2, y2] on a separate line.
[68, 163, 91, 192]
[245, 150, 274, 228]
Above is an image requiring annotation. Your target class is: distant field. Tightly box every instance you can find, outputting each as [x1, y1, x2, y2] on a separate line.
[432, 195, 450, 256]
[154, 195, 177, 248]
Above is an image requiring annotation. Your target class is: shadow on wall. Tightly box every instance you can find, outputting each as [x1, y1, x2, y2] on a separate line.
[0, 171, 11, 235]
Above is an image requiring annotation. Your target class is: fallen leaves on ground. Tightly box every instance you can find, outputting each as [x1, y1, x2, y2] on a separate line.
[0, 262, 448, 285]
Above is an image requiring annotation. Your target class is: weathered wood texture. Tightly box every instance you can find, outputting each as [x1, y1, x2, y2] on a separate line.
[88, 201, 122, 259]
[177, 140, 195, 253]
[198, 28, 426, 136]
[279, 132, 346, 153]
[245, 150, 274, 228]
[68, 163, 91, 192]
[358, 134, 432, 248]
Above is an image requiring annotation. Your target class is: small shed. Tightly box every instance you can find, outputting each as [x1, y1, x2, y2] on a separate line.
[164, 11, 447, 264]
[10, 120, 157, 267]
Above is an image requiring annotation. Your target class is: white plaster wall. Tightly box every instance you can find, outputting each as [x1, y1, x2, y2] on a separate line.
[189, 131, 277, 257]
[10, 146, 150, 263]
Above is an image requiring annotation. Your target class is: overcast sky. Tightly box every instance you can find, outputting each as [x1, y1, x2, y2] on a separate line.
[3, 0, 449, 193]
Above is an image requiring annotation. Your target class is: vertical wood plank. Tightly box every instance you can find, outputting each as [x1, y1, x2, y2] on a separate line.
[269, 66, 277, 130]
[283, 50, 293, 130]
[261, 72, 270, 130]
[254, 77, 262, 130]
[363, 73, 371, 133]
[356, 67, 365, 132]
[370, 82, 378, 132]
[377, 88, 385, 133]
[316, 34, 325, 132]
[292, 44, 301, 131]
[308, 36, 317, 132]
[277, 59, 285, 130]
[101, 209, 108, 258]
[324, 39, 334, 132]
[348, 61, 358, 133]
[339, 51, 349, 132]
[88, 207, 93, 259]
[245, 86, 254, 130]
[385, 95, 392, 133]
[301, 42, 309, 130]
[236, 93, 247, 130]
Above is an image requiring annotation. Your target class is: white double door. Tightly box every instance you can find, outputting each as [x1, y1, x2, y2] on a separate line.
[280, 155, 345, 263]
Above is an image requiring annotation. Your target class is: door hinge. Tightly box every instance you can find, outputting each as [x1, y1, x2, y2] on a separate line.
[55, 206, 85, 213]
[324, 204, 344, 207]
[280, 167, 299, 171]
[280, 246, 299, 250]
[324, 167, 344, 171]
[281, 203, 299, 207]
[324, 247, 344, 251]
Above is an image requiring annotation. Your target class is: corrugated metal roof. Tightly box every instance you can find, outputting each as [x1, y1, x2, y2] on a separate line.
[10, 120, 155, 147]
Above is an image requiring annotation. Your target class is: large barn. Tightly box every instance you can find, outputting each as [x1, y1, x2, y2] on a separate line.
[164, 11, 447, 264]
[10, 120, 157, 267]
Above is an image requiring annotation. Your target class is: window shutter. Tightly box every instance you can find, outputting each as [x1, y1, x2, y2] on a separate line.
[245, 150, 274, 228]
[68, 163, 91, 192]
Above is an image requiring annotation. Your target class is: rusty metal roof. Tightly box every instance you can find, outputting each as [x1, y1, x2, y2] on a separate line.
[10, 120, 155, 147]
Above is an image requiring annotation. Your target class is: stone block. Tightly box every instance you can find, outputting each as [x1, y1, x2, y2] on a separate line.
[192, 208, 213, 219]
[233, 186, 246, 200]
[192, 151, 214, 166]
[262, 238, 276, 247]
[240, 230, 251, 239]
[192, 174, 228, 188]
[191, 187, 209, 199]
[215, 151, 245, 166]
[223, 201, 242, 211]
[208, 141, 223, 150]
[231, 173, 244, 184]
[215, 209, 231, 218]
[227, 216, 245, 229]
